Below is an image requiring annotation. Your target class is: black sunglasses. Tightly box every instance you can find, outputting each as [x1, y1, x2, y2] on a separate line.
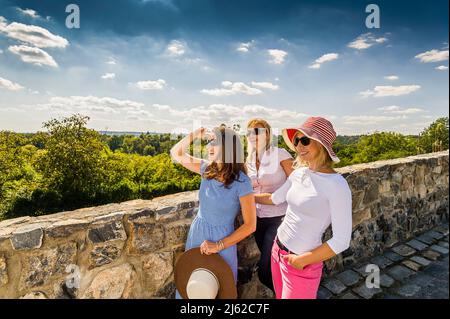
[293, 135, 311, 147]
[246, 128, 266, 137]
[207, 138, 220, 147]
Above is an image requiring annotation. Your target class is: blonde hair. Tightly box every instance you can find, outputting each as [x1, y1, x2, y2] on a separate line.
[293, 141, 334, 170]
[247, 118, 272, 147]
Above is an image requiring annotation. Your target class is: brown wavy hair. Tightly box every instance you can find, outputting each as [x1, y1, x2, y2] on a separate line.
[203, 125, 247, 188]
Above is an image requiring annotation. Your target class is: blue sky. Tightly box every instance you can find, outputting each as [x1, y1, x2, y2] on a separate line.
[0, 0, 448, 134]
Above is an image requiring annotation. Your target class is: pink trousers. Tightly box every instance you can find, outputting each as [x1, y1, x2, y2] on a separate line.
[271, 240, 323, 299]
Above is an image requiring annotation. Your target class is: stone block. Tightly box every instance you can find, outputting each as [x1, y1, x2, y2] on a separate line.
[335, 270, 361, 287]
[409, 256, 431, 267]
[322, 278, 347, 295]
[383, 251, 404, 262]
[370, 255, 393, 269]
[401, 260, 423, 272]
[352, 283, 383, 299]
[386, 265, 415, 282]
[10, 224, 44, 250]
[142, 252, 174, 296]
[339, 292, 360, 299]
[438, 241, 449, 249]
[128, 222, 165, 254]
[0, 254, 8, 287]
[421, 250, 441, 261]
[380, 274, 395, 288]
[317, 286, 333, 299]
[391, 244, 416, 257]
[87, 217, 127, 244]
[429, 244, 449, 255]
[46, 219, 90, 238]
[81, 263, 135, 299]
[165, 219, 191, 246]
[18, 243, 77, 291]
[405, 239, 428, 251]
[89, 242, 124, 269]
[352, 208, 371, 226]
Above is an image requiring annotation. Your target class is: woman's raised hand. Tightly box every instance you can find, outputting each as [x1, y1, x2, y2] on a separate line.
[192, 127, 207, 140]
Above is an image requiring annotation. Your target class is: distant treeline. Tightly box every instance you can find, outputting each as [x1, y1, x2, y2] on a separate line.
[0, 114, 448, 221]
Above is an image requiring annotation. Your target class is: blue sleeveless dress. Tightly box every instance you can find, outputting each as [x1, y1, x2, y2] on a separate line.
[175, 160, 253, 299]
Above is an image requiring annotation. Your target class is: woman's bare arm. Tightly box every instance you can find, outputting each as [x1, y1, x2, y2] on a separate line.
[170, 128, 204, 174]
[254, 193, 274, 205]
[220, 193, 257, 248]
[280, 158, 294, 177]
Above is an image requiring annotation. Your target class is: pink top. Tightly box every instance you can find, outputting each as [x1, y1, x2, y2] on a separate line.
[246, 146, 293, 218]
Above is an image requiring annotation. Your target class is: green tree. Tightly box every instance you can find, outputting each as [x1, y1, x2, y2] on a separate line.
[37, 114, 108, 208]
[0, 132, 41, 219]
[350, 132, 418, 164]
[418, 117, 449, 153]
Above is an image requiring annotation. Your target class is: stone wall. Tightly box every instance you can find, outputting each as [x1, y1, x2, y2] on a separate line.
[0, 151, 448, 299]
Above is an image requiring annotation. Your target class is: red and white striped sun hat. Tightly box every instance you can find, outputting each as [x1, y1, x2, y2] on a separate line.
[282, 116, 340, 163]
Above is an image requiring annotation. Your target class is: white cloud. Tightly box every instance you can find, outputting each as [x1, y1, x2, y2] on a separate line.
[308, 53, 338, 69]
[435, 65, 448, 71]
[106, 58, 117, 65]
[8, 45, 58, 67]
[34, 96, 147, 115]
[0, 17, 68, 48]
[201, 81, 262, 96]
[152, 104, 171, 111]
[0, 76, 24, 91]
[384, 75, 399, 81]
[18, 96, 310, 131]
[237, 41, 253, 53]
[342, 115, 406, 125]
[0, 49, 3, 54]
[360, 85, 421, 98]
[268, 49, 287, 64]
[375, 37, 388, 43]
[166, 40, 186, 57]
[167, 104, 309, 128]
[250, 81, 279, 90]
[16, 8, 40, 19]
[348, 33, 388, 50]
[101, 73, 116, 80]
[135, 79, 167, 90]
[378, 105, 426, 115]
[415, 49, 449, 63]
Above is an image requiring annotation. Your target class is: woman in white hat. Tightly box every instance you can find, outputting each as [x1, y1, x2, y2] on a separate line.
[171, 125, 256, 299]
[254, 116, 352, 299]
[245, 118, 294, 293]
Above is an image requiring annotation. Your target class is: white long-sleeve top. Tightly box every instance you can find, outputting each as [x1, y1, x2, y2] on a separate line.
[271, 166, 352, 255]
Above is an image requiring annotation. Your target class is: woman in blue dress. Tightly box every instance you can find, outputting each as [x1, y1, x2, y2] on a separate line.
[170, 125, 257, 299]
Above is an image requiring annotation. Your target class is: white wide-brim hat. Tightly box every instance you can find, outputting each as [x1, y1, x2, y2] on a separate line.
[174, 247, 237, 299]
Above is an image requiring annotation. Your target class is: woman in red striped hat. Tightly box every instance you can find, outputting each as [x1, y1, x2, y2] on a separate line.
[254, 116, 352, 299]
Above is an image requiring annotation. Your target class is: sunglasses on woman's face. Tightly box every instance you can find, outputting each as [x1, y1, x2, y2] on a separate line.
[246, 128, 266, 137]
[206, 138, 219, 147]
[293, 135, 311, 147]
